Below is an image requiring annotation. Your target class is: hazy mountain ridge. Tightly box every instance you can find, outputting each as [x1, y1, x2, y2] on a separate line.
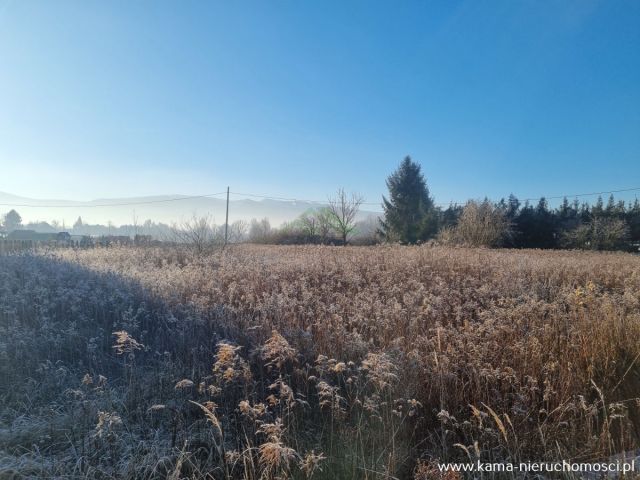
[0, 191, 381, 227]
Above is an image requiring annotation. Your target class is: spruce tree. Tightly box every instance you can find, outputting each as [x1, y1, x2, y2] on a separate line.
[380, 156, 436, 243]
[592, 196, 604, 217]
[605, 194, 616, 217]
[628, 199, 640, 243]
[506, 194, 520, 220]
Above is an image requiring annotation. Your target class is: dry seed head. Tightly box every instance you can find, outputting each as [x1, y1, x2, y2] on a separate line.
[239, 400, 266, 419]
[239, 400, 251, 415]
[208, 385, 221, 396]
[225, 450, 240, 464]
[94, 411, 122, 438]
[223, 367, 236, 382]
[213, 342, 252, 383]
[261, 330, 297, 370]
[112, 330, 143, 355]
[190, 401, 222, 435]
[215, 342, 242, 366]
[361, 352, 398, 390]
[316, 381, 345, 416]
[174, 379, 194, 389]
[203, 401, 217, 412]
[259, 441, 297, 471]
[332, 362, 347, 373]
[299, 451, 326, 478]
[258, 418, 284, 439]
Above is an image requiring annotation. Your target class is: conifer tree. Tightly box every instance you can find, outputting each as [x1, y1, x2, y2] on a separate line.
[380, 156, 436, 243]
[627, 198, 640, 242]
[506, 194, 520, 219]
[592, 196, 604, 217]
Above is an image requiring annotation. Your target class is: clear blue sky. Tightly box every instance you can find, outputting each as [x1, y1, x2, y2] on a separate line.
[1, 0, 639, 207]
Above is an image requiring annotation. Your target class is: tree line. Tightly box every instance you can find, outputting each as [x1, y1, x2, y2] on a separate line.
[268, 156, 639, 251]
[2, 157, 639, 251]
[379, 156, 639, 251]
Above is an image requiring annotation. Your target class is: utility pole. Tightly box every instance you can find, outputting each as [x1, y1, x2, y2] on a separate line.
[224, 186, 229, 246]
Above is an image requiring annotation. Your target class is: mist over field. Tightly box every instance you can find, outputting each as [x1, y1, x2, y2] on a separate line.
[0, 191, 380, 227]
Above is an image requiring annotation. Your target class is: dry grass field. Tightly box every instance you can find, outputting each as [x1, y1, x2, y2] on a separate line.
[1, 245, 639, 479]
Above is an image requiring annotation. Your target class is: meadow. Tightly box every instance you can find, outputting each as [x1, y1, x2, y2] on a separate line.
[1, 245, 639, 479]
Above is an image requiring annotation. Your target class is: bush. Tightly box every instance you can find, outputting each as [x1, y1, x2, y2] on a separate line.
[563, 217, 630, 251]
[438, 199, 512, 247]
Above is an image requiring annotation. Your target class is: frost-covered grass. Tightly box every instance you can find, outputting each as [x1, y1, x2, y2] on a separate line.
[1, 245, 639, 479]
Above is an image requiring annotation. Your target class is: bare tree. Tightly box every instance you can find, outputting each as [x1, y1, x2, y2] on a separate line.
[227, 220, 249, 243]
[327, 188, 364, 245]
[562, 217, 629, 251]
[248, 218, 272, 243]
[315, 207, 334, 244]
[298, 210, 319, 241]
[171, 214, 222, 253]
[298, 208, 337, 243]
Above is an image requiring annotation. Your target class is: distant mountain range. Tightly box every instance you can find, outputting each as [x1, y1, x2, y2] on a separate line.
[0, 191, 381, 227]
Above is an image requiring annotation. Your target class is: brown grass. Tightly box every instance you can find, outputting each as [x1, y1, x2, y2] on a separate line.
[1, 244, 639, 478]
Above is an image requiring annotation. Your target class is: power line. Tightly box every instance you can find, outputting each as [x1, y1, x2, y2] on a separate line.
[435, 187, 640, 208]
[520, 187, 640, 203]
[0, 186, 638, 210]
[231, 187, 640, 208]
[0, 191, 228, 208]
[230, 191, 323, 203]
[230, 190, 382, 206]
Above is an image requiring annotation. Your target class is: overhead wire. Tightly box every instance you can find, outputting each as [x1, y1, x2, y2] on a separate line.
[0, 187, 638, 209]
[0, 191, 228, 208]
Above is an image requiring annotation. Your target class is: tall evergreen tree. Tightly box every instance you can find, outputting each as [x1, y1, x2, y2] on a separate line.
[513, 198, 557, 248]
[506, 194, 521, 220]
[605, 194, 616, 217]
[439, 203, 462, 229]
[579, 202, 591, 223]
[534, 198, 557, 248]
[627, 198, 640, 242]
[557, 196, 580, 233]
[558, 197, 571, 219]
[380, 156, 436, 243]
[592, 196, 604, 217]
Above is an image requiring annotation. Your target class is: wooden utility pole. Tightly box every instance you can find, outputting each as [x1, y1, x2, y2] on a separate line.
[224, 186, 230, 246]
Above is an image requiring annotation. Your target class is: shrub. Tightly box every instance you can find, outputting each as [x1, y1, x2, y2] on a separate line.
[438, 199, 512, 247]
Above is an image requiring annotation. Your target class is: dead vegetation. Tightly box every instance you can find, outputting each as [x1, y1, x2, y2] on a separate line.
[1, 245, 639, 478]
